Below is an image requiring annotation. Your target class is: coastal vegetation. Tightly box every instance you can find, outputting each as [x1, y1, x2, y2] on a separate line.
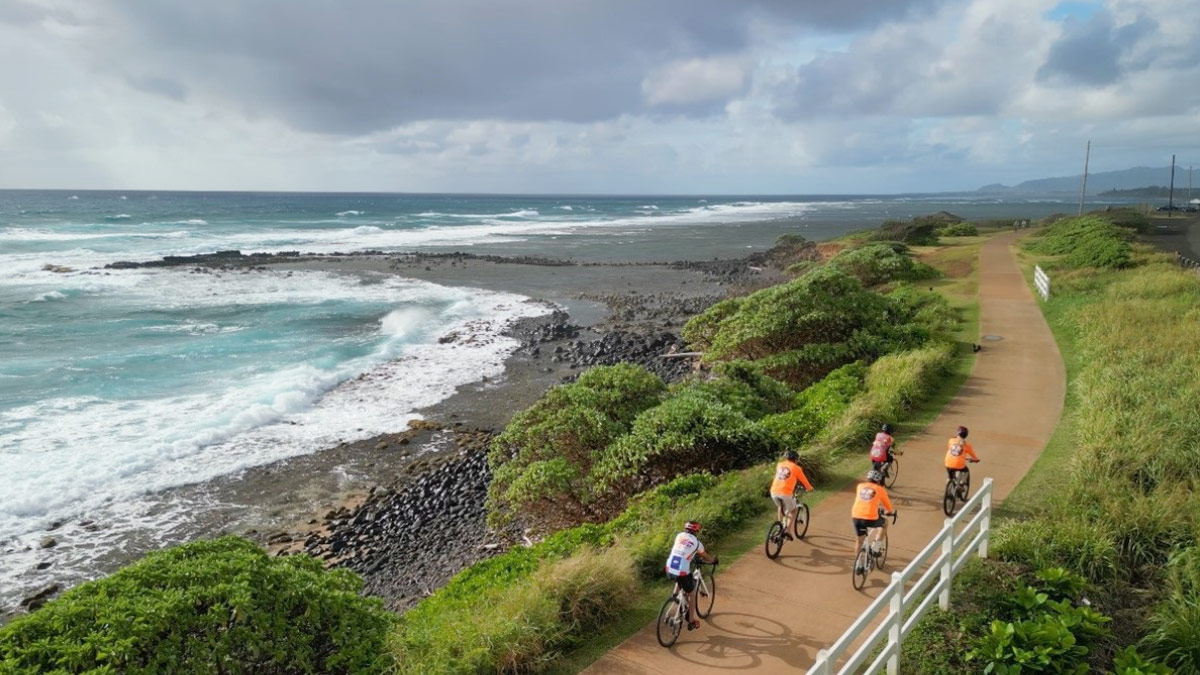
[901, 213, 1196, 673]
[0, 537, 394, 674]
[0, 224, 977, 674]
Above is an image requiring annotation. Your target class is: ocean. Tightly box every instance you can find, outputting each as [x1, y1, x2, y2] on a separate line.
[0, 189, 1104, 609]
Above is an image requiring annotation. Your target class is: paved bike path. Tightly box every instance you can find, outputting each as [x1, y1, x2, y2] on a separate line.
[581, 232, 1066, 674]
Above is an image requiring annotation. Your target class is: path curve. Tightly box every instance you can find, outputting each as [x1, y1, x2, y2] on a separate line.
[581, 232, 1066, 674]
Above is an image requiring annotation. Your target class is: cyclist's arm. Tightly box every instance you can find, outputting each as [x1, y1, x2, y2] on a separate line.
[798, 468, 814, 492]
[966, 446, 979, 461]
[697, 550, 717, 564]
[880, 490, 894, 514]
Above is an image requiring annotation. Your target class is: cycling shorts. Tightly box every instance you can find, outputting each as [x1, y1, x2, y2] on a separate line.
[947, 467, 969, 481]
[772, 494, 798, 514]
[668, 571, 696, 593]
[852, 516, 887, 537]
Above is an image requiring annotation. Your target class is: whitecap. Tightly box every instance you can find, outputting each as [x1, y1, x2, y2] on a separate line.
[336, 210, 364, 217]
[557, 205, 574, 211]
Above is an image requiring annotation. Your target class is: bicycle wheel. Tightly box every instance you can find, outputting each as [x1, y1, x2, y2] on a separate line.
[877, 531, 890, 566]
[883, 457, 899, 488]
[765, 521, 784, 559]
[943, 481, 957, 516]
[696, 572, 716, 618]
[656, 596, 683, 647]
[958, 470, 972, 501]
[793, 504, 810, 540]
[852, 548, 869, 590]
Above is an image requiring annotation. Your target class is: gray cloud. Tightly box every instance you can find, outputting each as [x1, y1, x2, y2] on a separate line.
[35, 0, 944, 135]
[1037, 11, 1158, 86]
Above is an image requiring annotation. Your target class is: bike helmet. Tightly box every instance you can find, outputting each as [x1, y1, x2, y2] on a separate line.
[785, 449, 799, 462]
[684, 520, 702, 534]
[956, 425, 969, 438]
[866, 469, 884, 485]
[881, 423, 893, 434]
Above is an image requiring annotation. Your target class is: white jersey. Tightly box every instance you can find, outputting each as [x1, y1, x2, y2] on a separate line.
[664, 532, 705, 576]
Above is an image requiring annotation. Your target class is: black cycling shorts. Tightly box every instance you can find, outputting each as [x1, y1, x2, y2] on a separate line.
[852, 516, 886, 537]
[668, 572, 696, 593]
[947, 467, 968, 481]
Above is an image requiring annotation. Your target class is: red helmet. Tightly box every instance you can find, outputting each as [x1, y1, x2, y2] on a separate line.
[684, 521, 702, 534]
[956, 426, 969, 438]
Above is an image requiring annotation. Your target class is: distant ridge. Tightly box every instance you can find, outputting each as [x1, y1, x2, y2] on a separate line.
[978, 166, 1177, 194]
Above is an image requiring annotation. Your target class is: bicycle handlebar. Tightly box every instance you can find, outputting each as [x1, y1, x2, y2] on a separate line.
[887, 511, 898, 524]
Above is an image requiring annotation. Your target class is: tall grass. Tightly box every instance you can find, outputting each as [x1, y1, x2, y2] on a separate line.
[983, 249, 1200, 672]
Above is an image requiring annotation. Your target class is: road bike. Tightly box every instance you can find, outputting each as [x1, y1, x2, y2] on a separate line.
[656, 561, 717, 647]
[942, 459, 980, 516]
[875, 449, 902, 489]
[852, 511, 897, 590]
[765, 486, 810, 559]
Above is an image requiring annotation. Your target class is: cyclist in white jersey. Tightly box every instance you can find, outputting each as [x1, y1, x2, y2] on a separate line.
[664, 520, 718, 630]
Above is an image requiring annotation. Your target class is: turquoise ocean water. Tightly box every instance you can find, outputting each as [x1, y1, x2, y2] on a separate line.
[0, 190, 1098, 608]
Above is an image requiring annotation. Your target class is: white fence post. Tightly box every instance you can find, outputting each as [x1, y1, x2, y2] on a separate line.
[812, 649, 830, 675]
[887, 572, 903, 675]
[939, 518, 953, 610]
[979, 478, 993, 558]
[1034, 265, 1051, 301]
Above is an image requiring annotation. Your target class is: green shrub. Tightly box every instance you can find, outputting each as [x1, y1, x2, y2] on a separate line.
[1112, 646, 1174, 674]
[0, 537, 394, 675]
[969, 616, 1091, 674]
[594, 390, 779, 494]
[684, 267, 922, 388]
[761, 362, 866, 452]
[829, 243, 942, 286]
[487, 364, 666, 529]
[873, 219, 941, 245]
[938, 222, 979, 236]
[677, 360, 794, 420]
[1025, 216, 1133, 269]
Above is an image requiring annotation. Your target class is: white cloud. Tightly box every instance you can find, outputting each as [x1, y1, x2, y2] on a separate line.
[641, 56, 749, 107]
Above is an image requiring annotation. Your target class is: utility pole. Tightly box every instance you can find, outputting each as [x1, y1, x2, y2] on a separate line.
[1168, 155, 1176, 217]
[1078, 140, 1091, 216]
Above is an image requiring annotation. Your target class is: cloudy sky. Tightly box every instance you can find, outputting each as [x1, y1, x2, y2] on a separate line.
[1, 0, 1197, 193]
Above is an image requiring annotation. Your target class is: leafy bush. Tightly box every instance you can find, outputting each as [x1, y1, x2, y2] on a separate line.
[0, 537, 394, 675]
[939, 222, 979, 236]
[677, 360, 794, 420]
[684, 267, 913, 388]
[760, 362, 866, 453]
[829, 244, 942, 286]
[594, 389, 779, 494]
[1025, 216, 1133, 269]
[873, 219, 940, 245]
[487, 364, 665, 528]
[1112, 646, 1174, 675]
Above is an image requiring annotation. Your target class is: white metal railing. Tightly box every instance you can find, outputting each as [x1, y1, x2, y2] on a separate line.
[807, 477, 994, 675]
[1034, 266, 1051, 301]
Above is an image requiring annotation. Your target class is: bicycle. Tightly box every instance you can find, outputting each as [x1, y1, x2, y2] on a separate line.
[852, 511, 897, 590]
[765, 486, 810, 559]
[656, 561, 717, 647]
[875, 449, 902, 489]
[942, 459, 980, 516]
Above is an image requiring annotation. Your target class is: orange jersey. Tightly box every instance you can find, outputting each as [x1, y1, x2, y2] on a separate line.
[770, 459, 813, 496]
[851, 482, 893, 520]
[944, 437, 978, 469]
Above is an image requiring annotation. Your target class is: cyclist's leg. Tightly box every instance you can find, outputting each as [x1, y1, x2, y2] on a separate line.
[679, 574, 699, 624]
[772, 495, 785, 524]
[852, 519, 868, 562]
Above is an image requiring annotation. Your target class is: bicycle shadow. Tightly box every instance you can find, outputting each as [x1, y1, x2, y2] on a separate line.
[666, 611, 824, 670]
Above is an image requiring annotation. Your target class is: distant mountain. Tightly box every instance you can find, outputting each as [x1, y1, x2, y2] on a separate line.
[978, 166, 1185, 194]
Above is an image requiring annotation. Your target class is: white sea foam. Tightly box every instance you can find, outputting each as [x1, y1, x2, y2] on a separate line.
[557, 205, 573, 211]
[336, 210, 364, 217]
[0, 269, 550, 550]
[174, 219, 208, 225]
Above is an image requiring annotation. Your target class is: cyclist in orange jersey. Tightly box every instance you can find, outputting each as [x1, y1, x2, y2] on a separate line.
[851, 469, 894, 564]
[945, 425, 979, 482]
[770, 449, 814, 540]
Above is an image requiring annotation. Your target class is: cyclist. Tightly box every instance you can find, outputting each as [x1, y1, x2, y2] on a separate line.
[851, 469, 895, 573]
[869, 423, 900, 471]
[664, 520, 718, 631]
[945, 425, 979, 483]
[771, 449, 814, 540]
